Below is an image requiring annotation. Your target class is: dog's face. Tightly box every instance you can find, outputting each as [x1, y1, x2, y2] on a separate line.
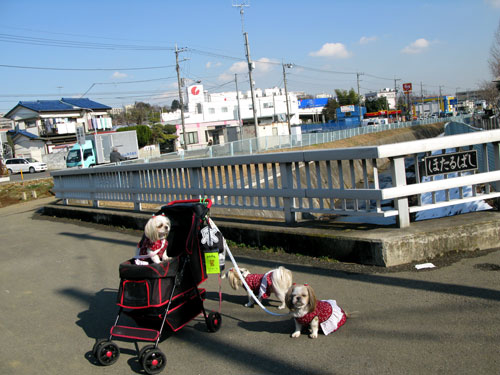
[285, 284, 317, 315]
[145, 214, 171, 242]
[226, 268, 250, 290]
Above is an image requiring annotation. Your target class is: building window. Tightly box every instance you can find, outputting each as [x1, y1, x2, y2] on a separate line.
[263, 102, 273, 109]
[208, 108, 215, 114]
[186, 132, 199, 145]
[221, 107, 228, 113]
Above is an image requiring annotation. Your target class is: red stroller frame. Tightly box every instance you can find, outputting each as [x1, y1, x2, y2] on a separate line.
[92, 199, 222, 375]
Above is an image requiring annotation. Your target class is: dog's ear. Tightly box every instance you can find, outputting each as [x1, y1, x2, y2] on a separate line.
[306, 284, 318, 312]
[144, 218, 159, 242]
[227, 269, 240, 290]
[285, 285, 295, 310]
[164, 216, 171, 233]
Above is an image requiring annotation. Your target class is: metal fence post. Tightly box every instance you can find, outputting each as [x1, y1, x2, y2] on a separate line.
[89, 173, 99, 208]
[493, 142, 500, 192]
[391, 156, 410, 228]
[131, 170, 142, 211]
[280, 161, 296, 225]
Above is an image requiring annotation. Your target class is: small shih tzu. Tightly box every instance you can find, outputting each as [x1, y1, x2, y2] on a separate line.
[285, 283, 348, 339]
[225, 266, 293, 309]
[134, 214, 171, 265]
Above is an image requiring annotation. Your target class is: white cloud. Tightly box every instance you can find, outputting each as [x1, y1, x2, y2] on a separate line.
[111, 71, 128, 79]
[485, 0, 500, 8]
[229, 61, 248, 74]
[253, 57, 278, 73]
[359, 36, 377, 45]
[309, 43, 351, 58]
[206, 61, 222, 69]
[219, 57, 278, 81]
[401, 38, 430, 54]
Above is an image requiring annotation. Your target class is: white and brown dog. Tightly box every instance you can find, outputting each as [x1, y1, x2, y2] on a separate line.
[285, 283, 348, 339]
[225, 266, 293, 309]
[134, 214, 171, 265]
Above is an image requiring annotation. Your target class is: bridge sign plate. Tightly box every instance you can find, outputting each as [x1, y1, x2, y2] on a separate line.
[423, 150, 478, 176]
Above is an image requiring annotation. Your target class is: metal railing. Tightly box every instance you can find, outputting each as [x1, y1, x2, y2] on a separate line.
[149, 115, 472, 162]
[51, 124, 500, 228]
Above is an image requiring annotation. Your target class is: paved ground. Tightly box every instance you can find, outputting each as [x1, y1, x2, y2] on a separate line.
[1, 197, 499, 374]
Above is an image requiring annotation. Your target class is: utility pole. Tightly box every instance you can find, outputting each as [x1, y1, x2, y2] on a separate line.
[234, 2, 259, 137]
[175, 44, 188, 150]
[438, 85, 443, 117]
[235, 74, 243, 138]
[394, 78, 401, 122]
[282, 63, 293, 135]
[357, 72, 364, 125]
[420, 82, 424, 118]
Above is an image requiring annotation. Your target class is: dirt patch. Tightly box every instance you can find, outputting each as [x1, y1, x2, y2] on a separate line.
[0, 178, 54, 208]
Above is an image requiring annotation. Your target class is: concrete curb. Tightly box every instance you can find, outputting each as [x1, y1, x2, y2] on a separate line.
[40, 201, 500, 267]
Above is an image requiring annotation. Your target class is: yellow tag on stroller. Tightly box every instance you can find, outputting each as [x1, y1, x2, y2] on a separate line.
[204, 252, 220, 274]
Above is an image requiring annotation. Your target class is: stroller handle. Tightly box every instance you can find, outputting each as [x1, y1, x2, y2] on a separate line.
[167, 198, 212, 209]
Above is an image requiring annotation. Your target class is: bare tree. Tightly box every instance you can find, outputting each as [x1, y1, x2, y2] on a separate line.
[490, 20, 500, 79]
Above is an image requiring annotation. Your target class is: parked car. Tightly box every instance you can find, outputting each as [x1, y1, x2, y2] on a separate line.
[5, 158, 48, 174]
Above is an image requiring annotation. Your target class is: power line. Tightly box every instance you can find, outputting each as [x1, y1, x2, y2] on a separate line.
[0, 33, 174, 51]
[0, 63, 176, 71]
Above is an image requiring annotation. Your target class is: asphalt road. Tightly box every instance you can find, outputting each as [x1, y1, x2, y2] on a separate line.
[4, 170, 52, 182]
[1, 197, 499, 375]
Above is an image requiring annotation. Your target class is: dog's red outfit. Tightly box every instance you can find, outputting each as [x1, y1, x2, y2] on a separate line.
[295, 300, 346, 335]
[245, 272, 273, 299]
[135, 237, 168, 261]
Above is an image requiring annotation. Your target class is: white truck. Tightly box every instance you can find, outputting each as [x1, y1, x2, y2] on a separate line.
[66, 130, 139, 168]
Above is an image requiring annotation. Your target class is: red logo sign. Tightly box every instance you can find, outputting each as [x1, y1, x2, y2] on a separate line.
[191, 86, 200, 95]
[403, 83, 412, 92]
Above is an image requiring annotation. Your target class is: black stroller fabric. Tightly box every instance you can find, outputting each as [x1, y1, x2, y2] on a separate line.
[116, 201, 211, 331]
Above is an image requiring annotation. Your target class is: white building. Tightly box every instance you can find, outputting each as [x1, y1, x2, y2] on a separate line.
[364, 88, 397, 110]
[162, 85, 300, 149]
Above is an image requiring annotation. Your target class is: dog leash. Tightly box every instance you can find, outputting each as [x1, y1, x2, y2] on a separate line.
[225, 247, 289, 317]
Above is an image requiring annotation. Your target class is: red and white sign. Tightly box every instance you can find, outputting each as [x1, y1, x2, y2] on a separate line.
[187, 85, 204, 104]
[403, 83, 412, 93]
[191, 86, 200, 95]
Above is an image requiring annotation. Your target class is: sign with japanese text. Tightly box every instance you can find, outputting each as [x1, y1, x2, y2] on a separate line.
[403, 83, 412, 93]
[340, 105, 355, 112]
[423, 150, 478, 176]
[76, 126, 86, 145]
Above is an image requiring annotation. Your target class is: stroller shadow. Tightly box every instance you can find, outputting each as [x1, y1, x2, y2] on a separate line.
[59, 287, 174, 373]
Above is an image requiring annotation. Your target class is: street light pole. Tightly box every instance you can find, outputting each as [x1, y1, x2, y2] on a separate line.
[282, 63, 293, 135]
[235, 74, 243, 138]
[357, 72, 364, 125]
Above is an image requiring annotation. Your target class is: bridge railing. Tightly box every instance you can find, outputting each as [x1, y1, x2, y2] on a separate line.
[51, 128, 500, 228]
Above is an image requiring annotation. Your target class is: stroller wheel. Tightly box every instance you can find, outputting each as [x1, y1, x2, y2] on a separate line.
[95, 340, 120, 366]
[207, 311, 222, 332]
[138, 344, 156, 362]
[92, 338, 108, 357]
[142, 348, 167, 374]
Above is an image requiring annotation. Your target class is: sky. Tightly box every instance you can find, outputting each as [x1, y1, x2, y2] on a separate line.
[1, 0, 500, 114]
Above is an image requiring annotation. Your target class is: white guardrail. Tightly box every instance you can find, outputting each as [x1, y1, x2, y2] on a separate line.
[51, 125, 500, 228]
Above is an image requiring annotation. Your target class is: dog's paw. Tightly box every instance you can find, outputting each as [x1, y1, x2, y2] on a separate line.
[291, 331, 301, 338]
[308, 333, 318, 339]
[244, 302, 254, 308]
[278, 304, 286, 310]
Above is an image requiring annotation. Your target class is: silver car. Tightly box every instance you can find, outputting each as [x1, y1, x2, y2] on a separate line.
[5, 158, 48, 174]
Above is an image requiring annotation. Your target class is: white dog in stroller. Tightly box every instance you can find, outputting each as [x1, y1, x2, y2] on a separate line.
[134, 214, 171, 265]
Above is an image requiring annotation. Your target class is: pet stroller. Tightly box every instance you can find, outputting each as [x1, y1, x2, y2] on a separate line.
[92, 199, 225, 374]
